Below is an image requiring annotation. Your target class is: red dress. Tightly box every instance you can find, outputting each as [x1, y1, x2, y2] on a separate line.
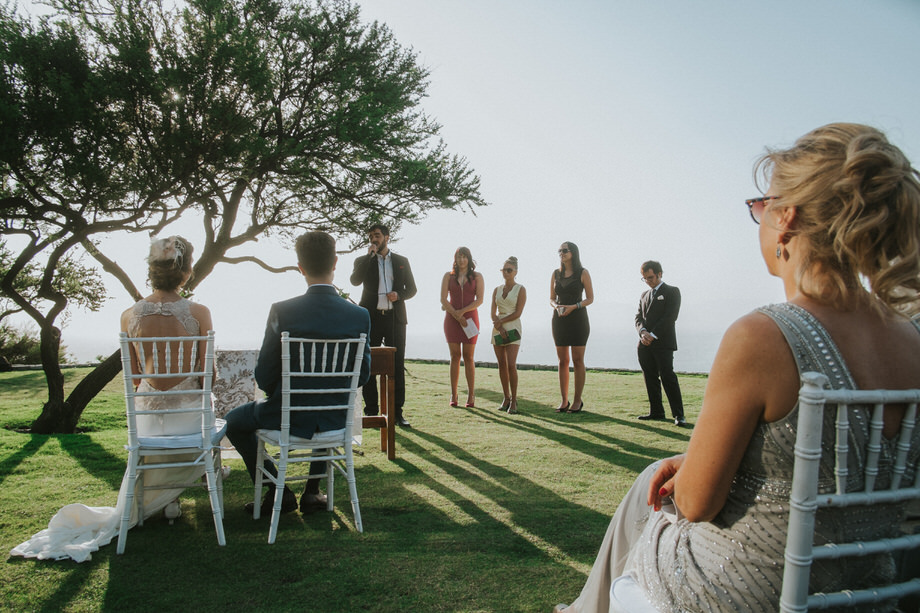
[443, 274, 479, 344]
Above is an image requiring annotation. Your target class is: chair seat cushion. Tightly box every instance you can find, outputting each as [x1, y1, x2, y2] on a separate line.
[609, 574, 659, 613]
[255, 427, 347, 447]
[138, 418, 227, 449]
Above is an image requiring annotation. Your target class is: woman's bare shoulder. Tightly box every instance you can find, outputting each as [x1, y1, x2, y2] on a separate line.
[187, 300, 211, 318]
[712, 310, 793, 378]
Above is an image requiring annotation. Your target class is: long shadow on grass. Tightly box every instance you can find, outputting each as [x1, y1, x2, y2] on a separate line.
[474, 386, 691, 442]
[57, 434, 126, 490]
[462, 403, 685, 473]
[0, 435, 46, 486]
[4, 555, 98, 613]
[394, 428, 612, 559]
[93, 462, 586, 612]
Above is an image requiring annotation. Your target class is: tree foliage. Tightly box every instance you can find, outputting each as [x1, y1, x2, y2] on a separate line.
[0, 322, 68, 365]
[0, 0, 485, 432]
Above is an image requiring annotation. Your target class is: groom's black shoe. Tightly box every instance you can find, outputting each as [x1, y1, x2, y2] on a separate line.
[637, 413, 668, 421]
[300, 492, 328, 514]
[244, 486, 297, 517]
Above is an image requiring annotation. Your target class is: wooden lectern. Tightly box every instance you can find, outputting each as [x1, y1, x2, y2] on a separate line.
[362, 346, 396, 460]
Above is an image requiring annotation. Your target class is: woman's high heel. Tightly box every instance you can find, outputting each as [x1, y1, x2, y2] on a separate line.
[567, 401, 585, 413]
[555, 401, 570, 413]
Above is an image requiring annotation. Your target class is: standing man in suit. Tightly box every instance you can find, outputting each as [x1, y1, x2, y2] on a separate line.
[351, 223, 417, 428]
[635, 260, 686, 426]
[226, 231, 372, 516]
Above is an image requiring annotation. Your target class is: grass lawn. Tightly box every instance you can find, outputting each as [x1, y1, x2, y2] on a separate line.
[0, 362, 706, 612]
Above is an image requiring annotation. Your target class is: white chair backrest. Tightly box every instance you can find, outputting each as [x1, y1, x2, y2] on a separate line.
[118, 331, 217, 446]
[279, 332, 367, 443]
[781, 371, 920, 612]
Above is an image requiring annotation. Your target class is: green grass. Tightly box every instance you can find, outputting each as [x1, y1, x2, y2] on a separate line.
[0, 363, 706, 612]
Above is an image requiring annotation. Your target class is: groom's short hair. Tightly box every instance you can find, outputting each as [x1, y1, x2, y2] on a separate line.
[295, 231, 336, 277]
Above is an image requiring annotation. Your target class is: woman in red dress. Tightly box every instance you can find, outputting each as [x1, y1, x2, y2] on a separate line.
[440, 246, 484, 407]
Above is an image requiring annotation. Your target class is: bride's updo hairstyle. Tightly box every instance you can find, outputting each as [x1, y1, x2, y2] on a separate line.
[755, 123, 920, 315]
[147, 235, 194, 291]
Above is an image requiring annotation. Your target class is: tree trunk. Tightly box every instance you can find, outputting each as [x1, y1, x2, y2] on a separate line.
[64, 348, 123, 419]
[29, 347, 123, 434]
[29, 325, 73, 434]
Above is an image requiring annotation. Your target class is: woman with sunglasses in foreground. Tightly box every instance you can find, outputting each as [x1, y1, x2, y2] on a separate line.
[491, 256, 527, 414]
[555, 123, 920, 612]
[550, 241, 594, 414]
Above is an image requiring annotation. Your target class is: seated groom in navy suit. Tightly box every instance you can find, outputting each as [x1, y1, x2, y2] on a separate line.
[226, 231, 372, 516]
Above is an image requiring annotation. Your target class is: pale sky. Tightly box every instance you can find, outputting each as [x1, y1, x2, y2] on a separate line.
[16, 0, 920, 372]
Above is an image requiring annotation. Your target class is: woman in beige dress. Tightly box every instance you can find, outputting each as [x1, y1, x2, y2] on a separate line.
[490, 257, 527, 414]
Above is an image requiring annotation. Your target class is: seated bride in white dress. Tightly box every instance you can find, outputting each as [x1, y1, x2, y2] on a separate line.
[11, 236, 216, 562]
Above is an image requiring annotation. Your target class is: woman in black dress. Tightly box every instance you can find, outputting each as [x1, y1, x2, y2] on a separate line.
[550, 241, 594, 413]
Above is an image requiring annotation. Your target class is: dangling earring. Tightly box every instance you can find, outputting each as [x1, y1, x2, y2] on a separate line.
[776, 244, 782, 259]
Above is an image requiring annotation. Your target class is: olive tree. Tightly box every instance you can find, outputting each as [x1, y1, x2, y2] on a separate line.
[0, 0, 485, 432]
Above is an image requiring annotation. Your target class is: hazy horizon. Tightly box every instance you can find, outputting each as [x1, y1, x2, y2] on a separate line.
[9, 0, 918, 377]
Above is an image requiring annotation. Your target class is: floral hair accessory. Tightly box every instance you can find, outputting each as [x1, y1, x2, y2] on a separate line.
[148, 236, 185, 269]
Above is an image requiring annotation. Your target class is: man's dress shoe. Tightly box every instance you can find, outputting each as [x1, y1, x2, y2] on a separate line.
[300, 492, 328, 514]
[396, 416, 412, 428]
[637, 414, 668, 421]
[244, 486, 297, 517]
[674, 417, 687, 427]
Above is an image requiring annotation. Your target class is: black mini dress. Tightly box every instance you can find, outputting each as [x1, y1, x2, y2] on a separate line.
[551, 269, 590, 346]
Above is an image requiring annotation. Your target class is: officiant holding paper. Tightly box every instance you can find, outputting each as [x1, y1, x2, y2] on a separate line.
[440, 247, 484, 409]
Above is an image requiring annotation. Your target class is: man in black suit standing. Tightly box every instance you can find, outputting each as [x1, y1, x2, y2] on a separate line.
[226, 231, 372, 516]
[350, 223, 417, 428]
[635, 260, 686, 426]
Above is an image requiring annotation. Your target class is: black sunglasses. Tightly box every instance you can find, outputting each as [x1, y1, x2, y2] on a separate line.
[500, 267, 515, 273]
[558, 248, 570, 255]
[745, 196, 781, 224]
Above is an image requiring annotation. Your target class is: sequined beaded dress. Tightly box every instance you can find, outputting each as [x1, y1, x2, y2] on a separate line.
[566, 303, 920, 612]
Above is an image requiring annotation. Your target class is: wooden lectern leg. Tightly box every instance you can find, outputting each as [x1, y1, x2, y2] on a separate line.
[386, 377, 396, 460]
[379, 373, 389, 453]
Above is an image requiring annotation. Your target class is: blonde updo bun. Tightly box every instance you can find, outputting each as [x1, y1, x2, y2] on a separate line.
[755, 123, 920, 315]
[147, 235, 194, 291]
[506, 256, 518, 270]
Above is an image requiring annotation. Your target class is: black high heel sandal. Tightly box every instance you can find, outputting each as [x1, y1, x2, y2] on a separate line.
[555, 401, 570, 413]
[567, 401, 585, 413]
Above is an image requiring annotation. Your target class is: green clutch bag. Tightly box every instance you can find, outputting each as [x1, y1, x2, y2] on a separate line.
[493, 328, 521, 345]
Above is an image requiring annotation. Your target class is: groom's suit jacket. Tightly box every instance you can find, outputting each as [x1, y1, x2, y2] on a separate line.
[252, 285, 372, 437]
[350, 251, 417, 325]
[635, 282, 681, 352]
